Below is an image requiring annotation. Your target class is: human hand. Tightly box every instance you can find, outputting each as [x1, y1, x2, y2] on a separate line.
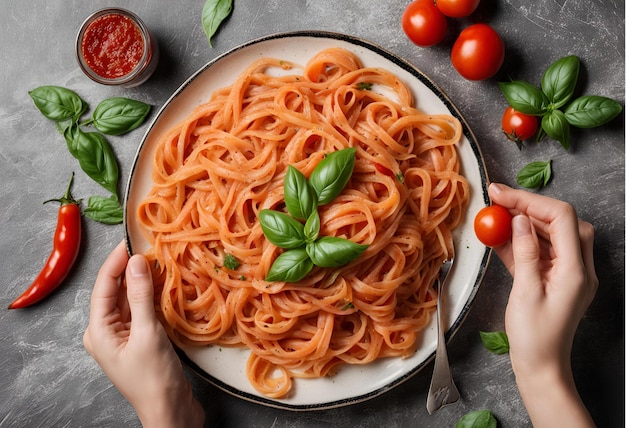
[83, 241, 204, 428]
[488, 183, 597, 427]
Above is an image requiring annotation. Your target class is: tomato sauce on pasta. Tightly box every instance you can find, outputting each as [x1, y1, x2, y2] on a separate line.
[136, 48, 469, 398]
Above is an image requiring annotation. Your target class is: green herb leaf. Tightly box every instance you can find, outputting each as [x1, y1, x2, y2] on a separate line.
[541, 55, 579, 109]
[309, 147, 356, 205]
[455, 410, 497, 428]
[259, 209, 306, 249]
[541, 109, 571, 149]
[304, 210, 320, 243]
[29, 86, 86, 122]
[84, 195, 123, 224]
[92, 97, 151, 135]
[516, 160, 552, 189]
[284, 165, 317, 220]
[223, 253, 240, 270]
[265, 248, 314, 282]
[306, 236, 368, 268]
[202, 0, 233, 47]
[498, 80, 549, 116]
[564, 95, 623, 128]
[63, 124, 119, 196]
[479, 331, 510, 355]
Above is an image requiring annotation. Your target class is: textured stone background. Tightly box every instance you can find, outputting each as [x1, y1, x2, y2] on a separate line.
[1, 1, 623, 427]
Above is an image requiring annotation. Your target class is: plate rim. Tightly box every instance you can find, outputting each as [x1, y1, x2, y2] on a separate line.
[123, 30, 492, 411]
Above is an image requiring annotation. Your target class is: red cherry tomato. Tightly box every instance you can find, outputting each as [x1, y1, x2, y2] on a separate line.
[501, 106, 539, 148]
[474, 205, 512, 247]
[451, 23, 505, 81]
[435, 0, 480, 18]
[402, 0, 448, 47]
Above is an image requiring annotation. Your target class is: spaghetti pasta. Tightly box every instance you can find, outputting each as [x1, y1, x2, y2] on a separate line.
[136, 47, 469, 398]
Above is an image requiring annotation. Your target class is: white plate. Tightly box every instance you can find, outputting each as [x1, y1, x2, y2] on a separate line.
[124, 31, 491, 411]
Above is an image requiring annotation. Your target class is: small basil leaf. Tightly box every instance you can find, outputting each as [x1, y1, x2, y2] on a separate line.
[304, 210, 320, 243]
[309, 147, 356, 205]
[29, 85, 86, 122]
[516, 160, 552, 189]
[564, 95, 623, 128]
[541, 55, 579, 109]
[306, 236, 368, 268]
[284, 165, 317, 220]
[92, 97, 151, 135]
[265, 249, 314, 282]
[479, 331, 510, 355]
[259, 209, 306, 249]
[64, 124, 119, 196]
[498, 81, 549, 116]
[84, 195, 123, 224]
[542, 110, 571, 149]
[455, 410, 497, 428]
[202, 0, 233, 47]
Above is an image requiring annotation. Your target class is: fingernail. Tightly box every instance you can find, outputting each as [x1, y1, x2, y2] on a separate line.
[512, 215, 532, 237]
[489, 182, 502, 195]
[128, 256, 149, 277]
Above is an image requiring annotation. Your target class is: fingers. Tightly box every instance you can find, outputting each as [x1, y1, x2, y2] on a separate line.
[578, 220, 599, 299]
[125, 255, 157, 327]
[89, 241, 130, 321]
[488, 183, 583, 270]
[509, 214, 543, 294]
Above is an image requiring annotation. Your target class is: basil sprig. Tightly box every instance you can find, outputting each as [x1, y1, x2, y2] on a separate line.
[499, 55, 622, 150]
[260, 148, 368, 283]
[29, 86, 150, 224]
[202, 0, 233, 47]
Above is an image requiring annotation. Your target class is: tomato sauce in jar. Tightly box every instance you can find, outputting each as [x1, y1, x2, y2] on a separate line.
[76, 8, 158, 87]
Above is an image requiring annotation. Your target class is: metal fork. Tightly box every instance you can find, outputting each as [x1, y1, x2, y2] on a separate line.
[426, 257, 460, 414]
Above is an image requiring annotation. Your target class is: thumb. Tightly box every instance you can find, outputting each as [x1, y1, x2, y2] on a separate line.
[510, 214, 542, 290]
[125, 255, 157, 326]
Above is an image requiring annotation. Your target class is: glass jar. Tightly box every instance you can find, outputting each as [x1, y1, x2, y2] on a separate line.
[76, 8, 159, 88]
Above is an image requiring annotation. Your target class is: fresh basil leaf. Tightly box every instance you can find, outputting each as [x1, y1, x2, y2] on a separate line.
[284, 165, 317, 220]
[564, 95, 623, 128]
[479, 331, 510, 355]
[306, 236, 368, 268]
[84, 195, 123, 224]
[92, 97, 151, 135]
[64, 124, 119, 196]
[29, 85, 86, 122]
[309, 147, 356, 205]
[455, 410, 497, 428]
[265, 248, 314, 282]
[259, 209, 306, 249]
[541, 110, 571, 149]
[516, 160, 552, 189]
[55, 119, 73, 135]
[202, 0, 233, 47]
[498, 80, 549, 116]
[304, 210, 320, 243]
[541, 55, 579, 109]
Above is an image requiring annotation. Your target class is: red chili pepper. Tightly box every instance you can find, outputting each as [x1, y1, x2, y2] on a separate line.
[9, 174, 82, 309]
[374, 162, 394, 177]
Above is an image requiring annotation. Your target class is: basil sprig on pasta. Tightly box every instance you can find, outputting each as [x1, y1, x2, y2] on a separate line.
[260, 148, 368, 282]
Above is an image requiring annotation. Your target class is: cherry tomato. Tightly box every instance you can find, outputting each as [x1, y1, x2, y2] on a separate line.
[501, 106, 539, 148]
[435, 0, 480, 18]
[402, 0, 448, 47]
[474, 205, 512, 248]
[451, 23, 505, 81]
